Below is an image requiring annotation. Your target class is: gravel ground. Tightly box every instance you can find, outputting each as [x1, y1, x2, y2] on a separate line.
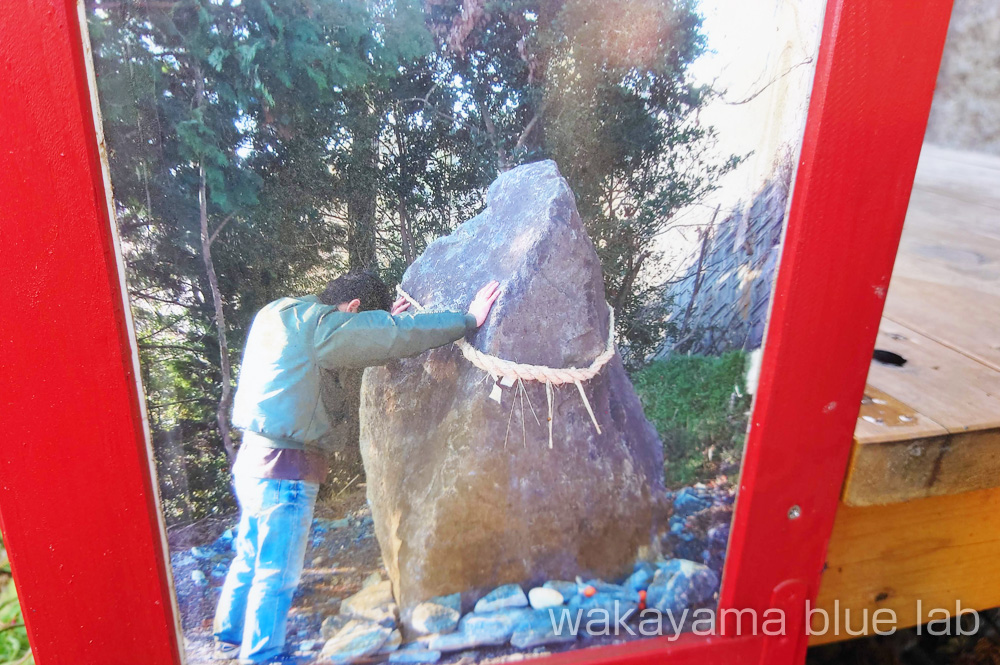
[168, 481, 737, 665]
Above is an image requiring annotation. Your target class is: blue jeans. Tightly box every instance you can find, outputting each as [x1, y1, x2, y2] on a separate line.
[213, 474, 319, 662]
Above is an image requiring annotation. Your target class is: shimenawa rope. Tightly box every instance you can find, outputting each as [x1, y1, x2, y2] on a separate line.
[395, 285, 617, 446]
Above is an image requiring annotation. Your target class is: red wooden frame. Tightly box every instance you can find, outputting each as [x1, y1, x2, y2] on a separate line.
[0, 0, 953, 663]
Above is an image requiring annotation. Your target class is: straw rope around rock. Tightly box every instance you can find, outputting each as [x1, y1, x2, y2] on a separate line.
[395, 284, 617, 445]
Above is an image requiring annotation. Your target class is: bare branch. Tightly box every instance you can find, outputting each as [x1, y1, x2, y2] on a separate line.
[130, 290, 199, 309]
[137, 315, 186, 341]
[138, 343, 202, 353]
[512, 102, 546, 154]
[207, 211, 238, 246]
[724, 58, 815, 106]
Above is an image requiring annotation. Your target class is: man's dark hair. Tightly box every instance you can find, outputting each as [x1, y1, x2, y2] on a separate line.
[319, 271, 393, 312]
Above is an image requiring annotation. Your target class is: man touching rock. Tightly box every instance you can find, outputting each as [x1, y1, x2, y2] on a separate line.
[213, 271, 499, 664]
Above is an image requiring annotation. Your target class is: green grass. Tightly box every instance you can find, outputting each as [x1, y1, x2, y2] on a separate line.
[0, 538, 31, 665]
[632, 351, 751, 488]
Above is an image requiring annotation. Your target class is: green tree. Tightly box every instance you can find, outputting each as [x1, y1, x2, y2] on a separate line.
[87, 0, 736, 520]
[88, 0, 413, 518]
[422, 0, 738, 364]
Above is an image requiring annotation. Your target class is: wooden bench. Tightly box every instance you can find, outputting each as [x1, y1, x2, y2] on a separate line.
[810, 144, 1000, 643]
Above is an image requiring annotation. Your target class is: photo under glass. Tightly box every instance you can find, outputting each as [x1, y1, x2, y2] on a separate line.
[82, 0, 826, 661]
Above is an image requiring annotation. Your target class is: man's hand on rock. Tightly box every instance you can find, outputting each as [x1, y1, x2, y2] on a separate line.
[391, 296, 410, 316]
[468, 280, 501, 327]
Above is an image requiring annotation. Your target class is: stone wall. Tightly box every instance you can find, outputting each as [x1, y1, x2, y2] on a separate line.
[924, 0, 1000, 155]
[664, 175, 790, 356]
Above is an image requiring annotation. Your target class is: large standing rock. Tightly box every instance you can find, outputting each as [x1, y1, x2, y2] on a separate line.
[360, 160, 663, 627]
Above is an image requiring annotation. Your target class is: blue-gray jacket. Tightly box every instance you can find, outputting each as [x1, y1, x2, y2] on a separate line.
[231, 295, 476, 455]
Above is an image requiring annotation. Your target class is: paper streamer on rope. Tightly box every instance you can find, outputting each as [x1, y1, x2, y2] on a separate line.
[396, 285, 615, 447]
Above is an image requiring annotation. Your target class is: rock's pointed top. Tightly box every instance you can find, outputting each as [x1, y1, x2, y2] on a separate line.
[401, 159, 606, 368]
[486, 160, 566, 207]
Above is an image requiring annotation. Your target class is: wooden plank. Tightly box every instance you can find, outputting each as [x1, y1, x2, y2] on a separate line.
[865, 319, 1000, 433]
[853, 385, 947, 445]
[885, 175, 1000, 368]
[881, 144, 1000, 368]
[844, 428, 1000, 505]
[845, 147, 1000, 505]
[910, 144, 1000, 212]
[902, 186, 1000, 252]
[919, 143, 1000, 173]
[889, 211, 1000, 298]
[810, 487, 1000, 645]
[884, 277, 1000, 373]
[846, 319, 1000, 504]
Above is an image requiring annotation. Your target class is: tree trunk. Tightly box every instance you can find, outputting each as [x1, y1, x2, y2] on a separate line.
[392, 117, 416, 266]
[472, 85, 508, 172]
[613, 248, 651, 312]
[346, 92, 379, 270]
[199, 163, 236, 461]
[398, 199, 415, 266]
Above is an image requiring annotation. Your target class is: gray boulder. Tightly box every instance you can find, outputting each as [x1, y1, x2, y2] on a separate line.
[409, 594, 461, 636]
[378, 629, 403, 654]
[566, 592, 639, 634]
[339, 580, 398, 627]
[510, 609, 579, 648]
[360, 160, 664, 625]
[474, 584, 528, 613]
[389, 645, 443, 664]
[427, 607, 533, 652]
[321, 614, 350, 640]
[458, 607, 534, 635]
[645, 559, 720, 615]
[320, 620, 392, 662]
[624, 562, 657, 592]
[581, 579, 640, 602]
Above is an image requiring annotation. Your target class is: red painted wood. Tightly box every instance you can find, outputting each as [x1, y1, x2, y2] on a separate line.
[718, 0, 954, 658]
[0, 0, 954, 663]
[542, 632, 763, 665]
[0, 1, 182, 664]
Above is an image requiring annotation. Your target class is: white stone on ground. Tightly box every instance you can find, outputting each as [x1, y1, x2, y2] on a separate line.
[528, 587, 564, 610]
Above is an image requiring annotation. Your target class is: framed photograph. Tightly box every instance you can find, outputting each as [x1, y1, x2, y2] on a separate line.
[0, 0, 953, 664]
